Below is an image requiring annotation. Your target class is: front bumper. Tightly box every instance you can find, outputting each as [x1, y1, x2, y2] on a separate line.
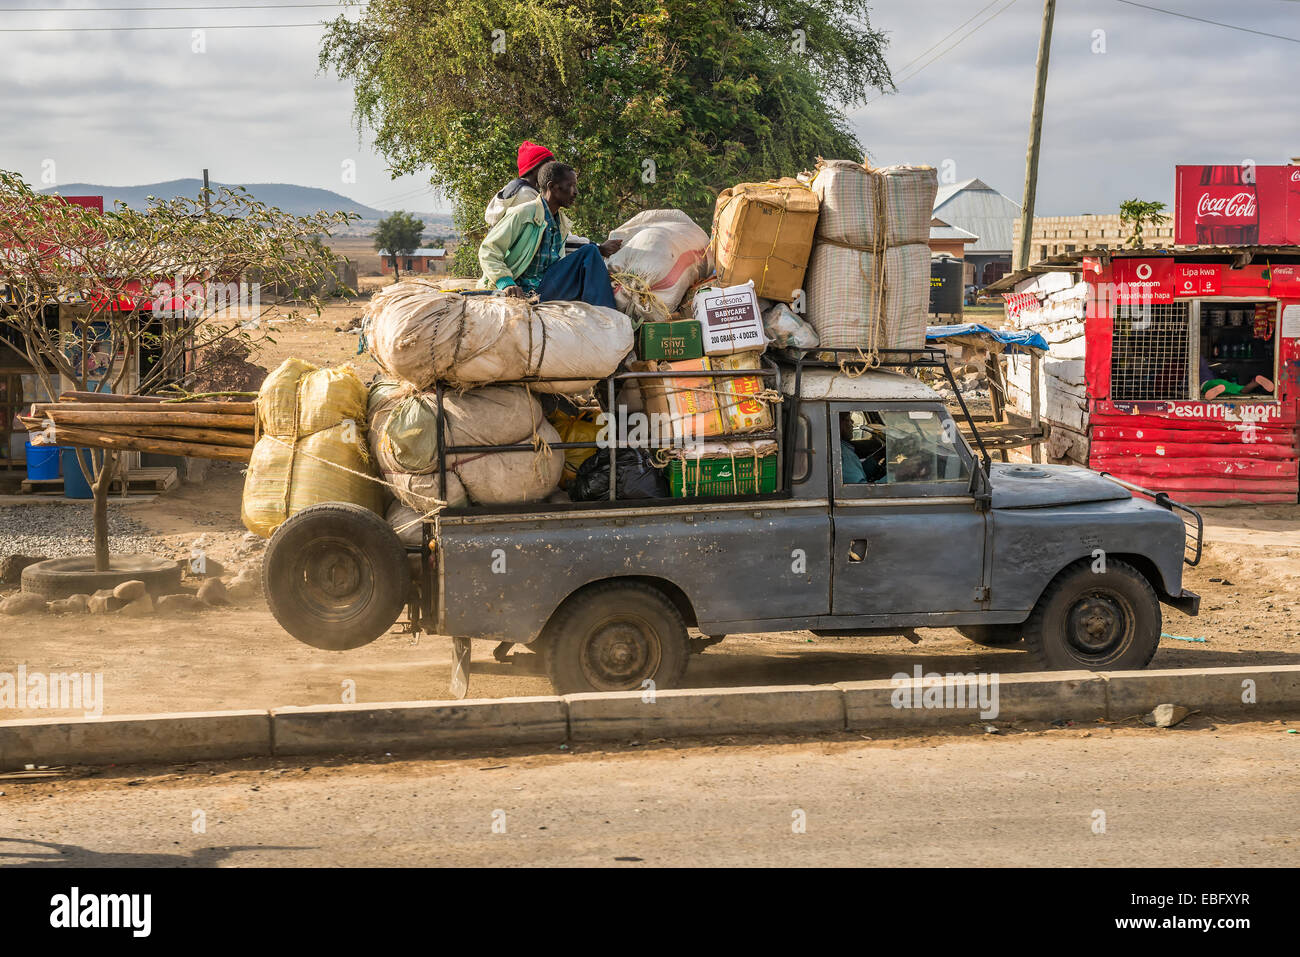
[1164, 588, 1201, 616]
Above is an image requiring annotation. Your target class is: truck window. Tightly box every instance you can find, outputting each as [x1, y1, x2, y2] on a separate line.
[837, 409, 969, 486]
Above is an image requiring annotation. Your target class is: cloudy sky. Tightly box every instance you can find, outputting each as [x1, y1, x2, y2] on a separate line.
[0, 0, 1296, 215]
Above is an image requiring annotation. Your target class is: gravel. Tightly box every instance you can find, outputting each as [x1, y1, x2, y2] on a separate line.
[0, 504, 159, 559]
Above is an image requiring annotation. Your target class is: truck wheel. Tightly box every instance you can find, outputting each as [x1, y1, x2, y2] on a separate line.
[957, 625, 1022, 647]
[1022, 559, 1160, 670]
[263, 503, 408, 651]
[543, 581, 689, 694]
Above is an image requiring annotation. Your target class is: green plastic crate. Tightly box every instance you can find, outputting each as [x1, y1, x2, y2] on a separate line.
[669, 452, 778, 497]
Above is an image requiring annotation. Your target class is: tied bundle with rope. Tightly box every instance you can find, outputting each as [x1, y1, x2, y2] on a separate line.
[711, 177, 820, 303]
[367, 379, 562, 512]
[805, 160, 937, 370]
[653, 439, 778, 498]
[241, 359, 388, 537]
[364, 279, 633, 395]
[606, 209, 711, 324]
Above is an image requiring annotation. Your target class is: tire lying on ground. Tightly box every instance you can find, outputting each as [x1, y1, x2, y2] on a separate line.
[1021, 558, 1161, 670]
[21, 554, 182, 600]
[263, 501, 409, 651]
[957, 624, 1023, 647]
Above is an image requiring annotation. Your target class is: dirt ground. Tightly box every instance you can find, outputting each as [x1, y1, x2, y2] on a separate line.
[3, 300, 1299, 718]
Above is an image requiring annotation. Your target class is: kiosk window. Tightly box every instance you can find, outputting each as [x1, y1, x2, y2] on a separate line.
[1198, 302, 1277, 400]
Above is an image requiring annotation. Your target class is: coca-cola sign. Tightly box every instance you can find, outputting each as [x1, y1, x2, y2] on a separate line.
[1176, 165, 1300, 245]
[1194, 188, 1257, 224]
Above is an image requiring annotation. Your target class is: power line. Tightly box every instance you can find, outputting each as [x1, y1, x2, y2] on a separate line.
[889, 0, 1004, 75]
[1110, 0, 1300, 43]
[0, 2, 352, 9]
[865, 0, 1020, 104]
[0, 20, 327, 30]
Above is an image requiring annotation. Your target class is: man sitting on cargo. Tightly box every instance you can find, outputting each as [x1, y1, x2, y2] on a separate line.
[484, 140, 552, 227]
[478, 161, 622, 308]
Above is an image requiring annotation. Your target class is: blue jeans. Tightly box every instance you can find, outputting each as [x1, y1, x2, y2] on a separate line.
[536, 243, 617, 309]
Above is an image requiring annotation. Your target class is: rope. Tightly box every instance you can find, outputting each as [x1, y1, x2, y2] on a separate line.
[609, 270, 670, 325]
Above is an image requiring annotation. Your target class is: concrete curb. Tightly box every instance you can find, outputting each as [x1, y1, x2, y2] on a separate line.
[1, 666, 1298, 771]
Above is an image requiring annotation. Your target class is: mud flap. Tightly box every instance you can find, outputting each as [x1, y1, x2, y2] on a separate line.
[450, 636, 472, 699]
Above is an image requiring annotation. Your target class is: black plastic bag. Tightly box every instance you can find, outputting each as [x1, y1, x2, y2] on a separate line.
[571, 448, 669, 502]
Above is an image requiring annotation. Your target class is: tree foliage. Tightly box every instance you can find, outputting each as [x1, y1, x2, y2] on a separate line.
[1119, 198, 1169, 249]
[372, 210, 426, 277]
[322, 0, 892, 275]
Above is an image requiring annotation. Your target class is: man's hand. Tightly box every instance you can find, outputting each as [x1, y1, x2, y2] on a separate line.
[598, 238, 623, 257]
[500, 284, 527, 298]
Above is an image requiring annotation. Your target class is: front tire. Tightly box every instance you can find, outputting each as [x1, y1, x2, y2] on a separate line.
[543, 581, 689, 694]
[1022, 558, 1160, 670]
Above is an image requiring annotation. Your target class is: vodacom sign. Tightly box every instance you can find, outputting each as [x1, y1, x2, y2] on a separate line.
[1195, 191, 1257, 220]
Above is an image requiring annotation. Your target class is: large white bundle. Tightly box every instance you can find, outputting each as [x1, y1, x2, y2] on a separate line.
[606, 209, 710, 321]
[383, 421, 563, 512]
[805, 242, 929, 351]
[811, 161, 937, 249]
[365, 279, 633, 393]
[367, 381, 543, 474]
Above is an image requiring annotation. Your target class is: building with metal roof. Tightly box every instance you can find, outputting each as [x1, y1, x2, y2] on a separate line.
[932, 178, 1021, 288]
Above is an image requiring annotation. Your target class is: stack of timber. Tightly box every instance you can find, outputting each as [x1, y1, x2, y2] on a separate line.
[21, 391, 254, 463]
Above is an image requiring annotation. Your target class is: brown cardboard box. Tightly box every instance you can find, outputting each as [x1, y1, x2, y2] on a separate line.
[711, 178, 820, 302]
[633, 353, 772, 442]
[711, 352, 774, 433]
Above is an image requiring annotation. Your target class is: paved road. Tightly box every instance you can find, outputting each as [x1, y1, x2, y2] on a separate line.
[1, 722, 1295, 867]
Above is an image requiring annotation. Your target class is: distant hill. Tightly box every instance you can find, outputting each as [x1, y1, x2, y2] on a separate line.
[40, 179, 447, 222]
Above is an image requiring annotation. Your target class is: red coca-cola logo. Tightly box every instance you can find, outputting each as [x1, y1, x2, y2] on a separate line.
[1195, 189, 1257, 222]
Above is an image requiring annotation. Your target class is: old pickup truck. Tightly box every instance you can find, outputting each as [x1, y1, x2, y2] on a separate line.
[263, 349, 1202, 695]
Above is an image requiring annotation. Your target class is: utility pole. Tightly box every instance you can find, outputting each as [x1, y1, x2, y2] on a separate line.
[1014, 0, 1056, 272]
[202, 168, 210, 215]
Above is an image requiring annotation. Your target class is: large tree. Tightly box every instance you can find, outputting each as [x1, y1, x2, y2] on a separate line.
[373, 209, 426, 278]
[322, 0, 892, 275]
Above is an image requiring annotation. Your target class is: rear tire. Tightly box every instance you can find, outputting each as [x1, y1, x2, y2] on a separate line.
[1022, 558, 1160, 670]
[263, 503, 408, 651]
[543, 581, 689, 694]
[958, 624, 1022, 647]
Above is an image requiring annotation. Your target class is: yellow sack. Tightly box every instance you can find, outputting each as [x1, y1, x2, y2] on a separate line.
[241, 359, 385, 537]
[548, 409, 601, 487]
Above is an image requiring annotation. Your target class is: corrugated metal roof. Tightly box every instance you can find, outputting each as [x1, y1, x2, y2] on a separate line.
[932, 179, 1020, 255]
[930, 217, 979, 242]
[411, 247, 446, 257]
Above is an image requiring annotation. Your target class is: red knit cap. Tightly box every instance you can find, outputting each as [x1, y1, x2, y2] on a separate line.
[517, 141, 554, 177]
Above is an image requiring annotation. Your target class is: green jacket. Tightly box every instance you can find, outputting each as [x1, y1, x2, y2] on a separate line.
[478, 195, 573, 290]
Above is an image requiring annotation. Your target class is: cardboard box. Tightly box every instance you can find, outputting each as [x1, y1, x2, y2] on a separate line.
[693, 283, 767, 356]
[639, 319, 704, 361]
[633, 353, 772, 442]
[711, 178, 820, 302]
[633, 358, 724, 442]
[712, 351, 774, 433]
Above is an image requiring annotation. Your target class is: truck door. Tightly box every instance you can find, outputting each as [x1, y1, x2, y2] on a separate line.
[828, 402, 988, 617]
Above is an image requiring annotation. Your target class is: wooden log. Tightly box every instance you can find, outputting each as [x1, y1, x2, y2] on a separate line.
[35, 409, 255, 429]
[29, 426, 251, 463]
[20, 416, 253, 447]
[57, 391, 256, 413]
[34, 401, 255, 417]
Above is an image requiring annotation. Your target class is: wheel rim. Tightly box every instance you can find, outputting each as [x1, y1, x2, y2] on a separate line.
[294, 537, 374, 622]
[579, 613, 663, 692]
[1064, 591, 1133, 659]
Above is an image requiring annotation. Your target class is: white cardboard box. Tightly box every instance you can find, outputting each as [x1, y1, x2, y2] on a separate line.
[693, 281, 767, 355]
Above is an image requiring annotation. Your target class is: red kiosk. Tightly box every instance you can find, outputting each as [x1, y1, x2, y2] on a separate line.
[999, 164, 1300, 505]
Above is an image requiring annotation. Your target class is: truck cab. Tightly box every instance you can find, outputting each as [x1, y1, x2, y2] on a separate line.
[264, 354, 1202, 695]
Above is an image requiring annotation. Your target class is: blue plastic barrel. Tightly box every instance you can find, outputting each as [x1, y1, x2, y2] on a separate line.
[25, 442, 62, 481]
[62, 448, 95, 499]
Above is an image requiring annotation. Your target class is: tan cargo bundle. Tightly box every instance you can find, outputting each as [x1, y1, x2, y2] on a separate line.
[711, 178, 819, 303]
[242, 359, 386, 537]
